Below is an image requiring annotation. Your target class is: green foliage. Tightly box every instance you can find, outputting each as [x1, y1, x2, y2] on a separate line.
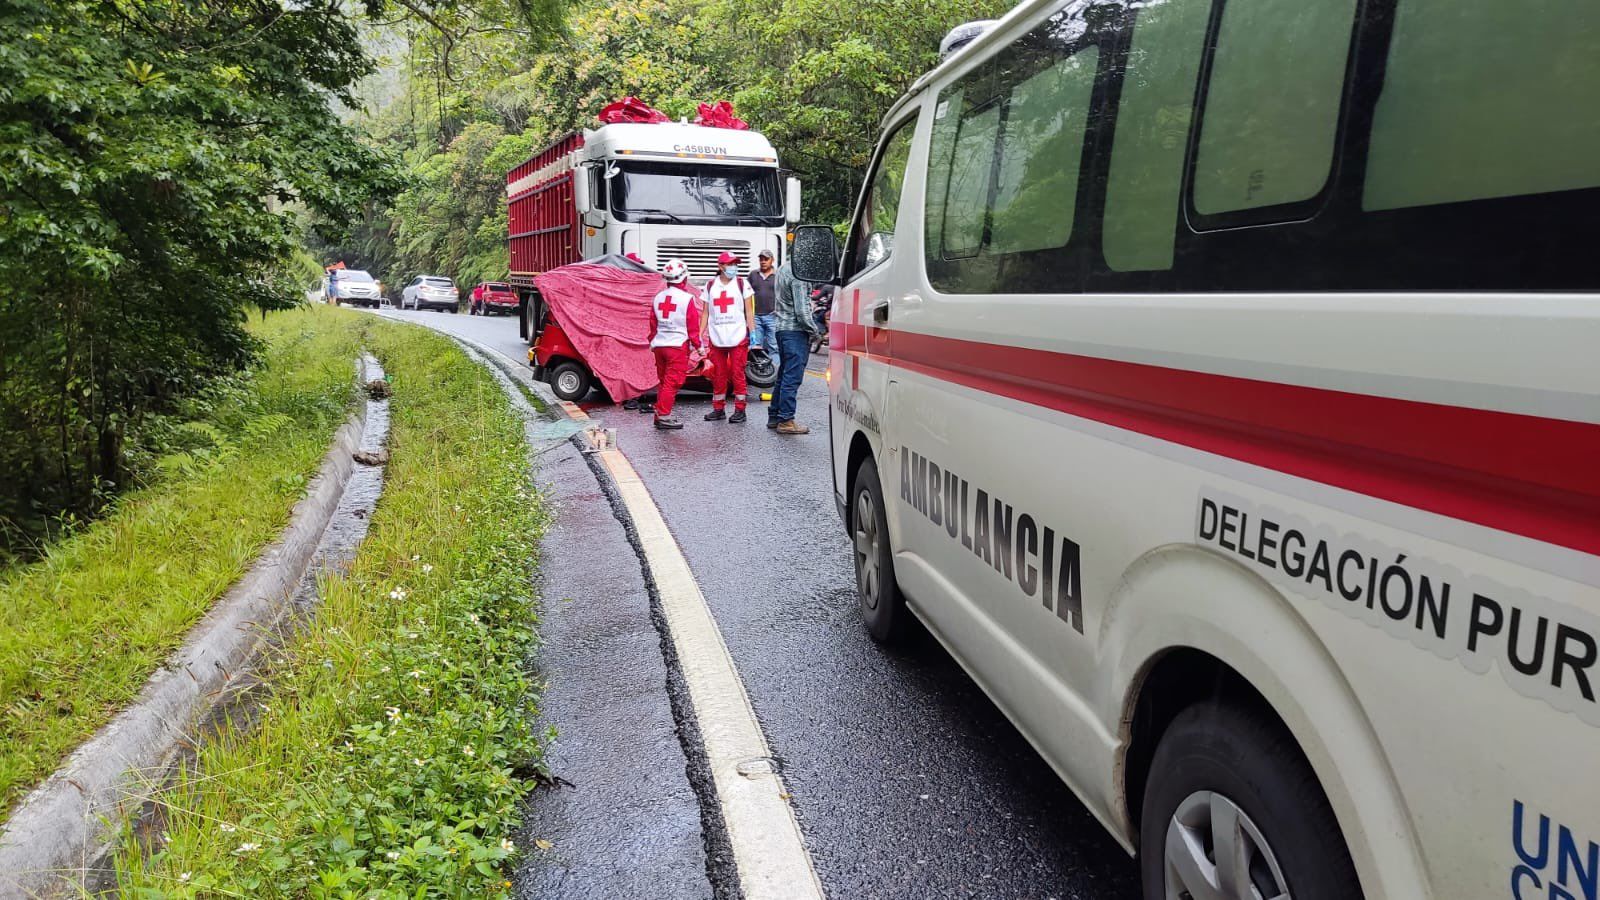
[717, 0, 1014, 221]
[0, 0, 406, 555]
[348, 0, 1009, 286]
[115, 312, 548, 899]
[0, 307, 366, 818]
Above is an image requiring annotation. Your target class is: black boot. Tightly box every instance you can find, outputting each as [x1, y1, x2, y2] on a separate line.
[704, 408, 726, 421]
[728, 409, 746, 424]
[654, 416, 683, 430]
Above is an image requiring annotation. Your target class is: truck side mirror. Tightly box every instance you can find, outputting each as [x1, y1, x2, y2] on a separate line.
[785, 177, 803, 224]
[790, 224, 839, 285]
[573, 167, 592, 214]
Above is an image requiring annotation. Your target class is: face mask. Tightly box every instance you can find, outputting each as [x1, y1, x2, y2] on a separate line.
[723, 266, 738, 278]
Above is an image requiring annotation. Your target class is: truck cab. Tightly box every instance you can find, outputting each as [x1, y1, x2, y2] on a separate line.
[574, 123, 799, 280]
[508, 122, 799, 301]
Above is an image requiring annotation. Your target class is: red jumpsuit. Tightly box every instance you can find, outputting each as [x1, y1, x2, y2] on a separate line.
[648, 284, 702, 419]
[702, 275, 753, 413]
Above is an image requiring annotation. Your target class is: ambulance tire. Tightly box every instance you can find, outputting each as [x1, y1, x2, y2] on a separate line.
[851, 459, 908, 644]
[1139, 701, 1364, 900]
[549, 361, 591, 402]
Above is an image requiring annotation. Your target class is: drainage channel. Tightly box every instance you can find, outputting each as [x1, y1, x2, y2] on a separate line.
[78, 355, 392, 896]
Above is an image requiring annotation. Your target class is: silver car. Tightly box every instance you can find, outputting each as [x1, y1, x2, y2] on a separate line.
[329, 269, 382, 308]
[401, 276, 460, 313]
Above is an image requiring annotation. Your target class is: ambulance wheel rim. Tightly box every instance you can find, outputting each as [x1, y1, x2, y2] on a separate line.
[556, 370, 582, 396]
[1164, 790, 1290, 900]
[854, 490, 880, 611]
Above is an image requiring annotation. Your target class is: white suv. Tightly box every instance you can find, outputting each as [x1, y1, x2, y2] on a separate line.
[401, 276, 459, 312]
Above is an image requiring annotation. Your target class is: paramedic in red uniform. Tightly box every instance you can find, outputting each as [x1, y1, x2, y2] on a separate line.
[647, 258, 702, 430]
[702, 251, 755, 423]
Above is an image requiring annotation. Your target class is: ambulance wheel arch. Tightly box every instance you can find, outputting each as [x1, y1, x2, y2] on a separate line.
[1102, 545, 1433, 900]
[841, 429, 881, 537]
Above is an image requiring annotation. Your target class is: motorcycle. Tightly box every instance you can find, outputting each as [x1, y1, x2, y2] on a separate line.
[808, 286, 833, 355]
[746, 344, 778, 389]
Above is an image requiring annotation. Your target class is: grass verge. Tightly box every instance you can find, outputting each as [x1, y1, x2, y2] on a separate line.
[0, 306, 366, 817]
[113, 313, 548, 897]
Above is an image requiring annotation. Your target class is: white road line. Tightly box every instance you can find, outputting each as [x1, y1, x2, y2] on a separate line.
[563, 401, 825, 900]
[432, 324, 825, 899]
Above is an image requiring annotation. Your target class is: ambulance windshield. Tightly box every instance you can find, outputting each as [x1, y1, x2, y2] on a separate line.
[612, 162, 782, 225]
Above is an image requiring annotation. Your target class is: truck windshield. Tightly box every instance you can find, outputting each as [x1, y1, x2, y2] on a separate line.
[612, 162, 782, 224]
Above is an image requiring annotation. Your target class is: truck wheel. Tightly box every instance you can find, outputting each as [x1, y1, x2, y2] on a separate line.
[746, 348, 778, 389]
[851, 458, 909, 644]
[1139, 701, 1363, 900]
[549, 361, 591, 402]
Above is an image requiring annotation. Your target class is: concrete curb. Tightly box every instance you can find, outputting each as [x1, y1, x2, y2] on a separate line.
[0, 359, 377, 899]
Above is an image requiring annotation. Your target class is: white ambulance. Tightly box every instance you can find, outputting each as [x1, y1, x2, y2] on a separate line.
[791, 1, 1600, 898]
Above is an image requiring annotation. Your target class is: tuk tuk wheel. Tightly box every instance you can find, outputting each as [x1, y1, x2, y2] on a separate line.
[550, 360, 592, 402]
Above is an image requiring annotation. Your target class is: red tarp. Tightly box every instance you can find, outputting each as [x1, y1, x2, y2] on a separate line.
[693, 100, 748, 130]
[534, 262, 710, 402]
[598, 97, 670, 125]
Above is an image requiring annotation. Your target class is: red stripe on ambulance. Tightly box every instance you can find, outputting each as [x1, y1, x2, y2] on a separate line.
[828, 326, 1600, 556]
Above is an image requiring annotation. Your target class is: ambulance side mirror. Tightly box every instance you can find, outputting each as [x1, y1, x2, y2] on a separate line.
[790, 225, 840, 285]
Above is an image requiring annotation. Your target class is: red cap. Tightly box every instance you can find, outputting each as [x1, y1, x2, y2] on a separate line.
[717, 251, 740, 265]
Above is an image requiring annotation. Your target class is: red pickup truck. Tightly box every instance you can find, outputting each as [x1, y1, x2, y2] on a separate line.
[469, 282, 519, 316]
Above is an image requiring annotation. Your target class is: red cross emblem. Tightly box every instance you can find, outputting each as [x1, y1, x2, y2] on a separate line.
[713, 291, 736, 314]
[657, 296, 678, 318]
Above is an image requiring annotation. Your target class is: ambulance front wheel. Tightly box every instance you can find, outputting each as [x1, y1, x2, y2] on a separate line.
[549, 361, 591, 402]
[852, 458, 909, 644]
[1139, 700, 1364, 900]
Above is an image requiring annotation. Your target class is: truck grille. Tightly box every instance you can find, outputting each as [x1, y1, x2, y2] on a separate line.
[655, 239, 753, 281]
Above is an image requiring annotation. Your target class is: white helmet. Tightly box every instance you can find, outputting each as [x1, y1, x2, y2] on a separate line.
[662, 258, 689, 284]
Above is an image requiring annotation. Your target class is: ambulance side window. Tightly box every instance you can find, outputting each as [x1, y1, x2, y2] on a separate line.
[922, 3, 1106, 294]
[1363, 0, 1600, 211]
[1189, 0, 1358, 222]
[845, 119, 916, 281]
[1101, 0, 1210, 272]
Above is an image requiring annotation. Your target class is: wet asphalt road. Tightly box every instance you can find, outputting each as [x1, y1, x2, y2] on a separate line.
[376, 307, 1141, 900]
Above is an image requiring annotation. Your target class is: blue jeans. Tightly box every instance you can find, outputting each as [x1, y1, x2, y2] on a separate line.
[749, 314, 778, 355]
[772, 330, 810, 424]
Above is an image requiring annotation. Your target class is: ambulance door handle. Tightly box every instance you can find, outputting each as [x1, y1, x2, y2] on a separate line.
[867, 300, 889, 324]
